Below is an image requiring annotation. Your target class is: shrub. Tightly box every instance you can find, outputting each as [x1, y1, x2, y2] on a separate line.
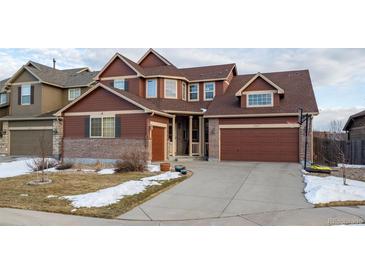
[94, 161, 103, 172]
[114, 148, 148, 173]
[56, 161, 74, 170]
[27, 158, 58, 172]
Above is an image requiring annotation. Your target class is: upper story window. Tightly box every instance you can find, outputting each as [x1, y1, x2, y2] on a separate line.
[68, 88, 81, 101]
[247, 92, 273, 107]
[90, 116, 115, 138]
[146, 79, 157, 98]
[114, 79, 125, 90]
[0, 93, 7, 104]
[164, 79, 177, 99]
[204, 82, 215, 101]
[189, 84, 199, 101]
[21, 84, 31, 105]
[182, 82, 187, 101]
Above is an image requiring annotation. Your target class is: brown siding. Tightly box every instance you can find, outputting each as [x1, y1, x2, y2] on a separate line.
[10, 83, 42, 116]
[240, 93, 280, 108]
[64, 115, 87, 138]
[244, 77, 276, 91]
[12, 70, 38, 83]
[139, 52, 167, 67]
[158, 78, 164, 98]
[219, 116, 298, 125]
[41, 84, 64, 113]
[101, 78, 143, 97]
[99, 57, 137, 78]
[66, 87, 140, 113]
[62, 86, 90, 106]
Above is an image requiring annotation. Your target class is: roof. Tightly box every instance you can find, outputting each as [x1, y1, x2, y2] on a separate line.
[9, 61, 96, 88]
[0, 78, 10, 91]
[0, 109, 59, 121]
[180, 63, 236, 82]
[137, 48, 173, 66]
[204, 70, 319, 117]
[343, 109, 365, 131]
[147, 98, 211, 113]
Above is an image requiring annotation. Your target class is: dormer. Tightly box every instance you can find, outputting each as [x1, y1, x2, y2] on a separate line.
[138, 48, 173, 68]
[235, 73, 284, 108]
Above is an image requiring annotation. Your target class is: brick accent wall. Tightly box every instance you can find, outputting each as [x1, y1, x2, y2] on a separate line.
[299, 115, 313, 164]
[208, 118, 219, 161]
[63, 138, 147, 160]
[0, 121, 9, 155]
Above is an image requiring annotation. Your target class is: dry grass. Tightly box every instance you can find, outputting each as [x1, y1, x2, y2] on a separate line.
[0, 171, 189, 219]
[315, 200, 365, 208]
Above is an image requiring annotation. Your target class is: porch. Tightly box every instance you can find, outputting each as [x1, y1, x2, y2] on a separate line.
[167, 115, 208, 159]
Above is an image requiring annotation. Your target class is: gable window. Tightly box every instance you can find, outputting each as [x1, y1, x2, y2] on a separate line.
[68, 88, 81, 101]
[189, 84, 199, 101]
[247, 92, 273, 107]
[204, 82, 215, 101]
[90, 116, 115, 138]
[182, 82, 187, 101]
[114, 79, 125, 90]
[21, 84, 31, 105]
[164, 79, 177, 98]
[0, 93, 7, 104]
[146, 79, 157, 98]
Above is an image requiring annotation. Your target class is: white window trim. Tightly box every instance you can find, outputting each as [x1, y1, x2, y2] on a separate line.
[182, 82, 187, 101]
[246, 91, 274, 108]
[114, 79, 126, 90]
[164, 79, 177, 99]
[21, 84, 31, 106]
[146, 79, 158, 98]
[68, 88, 81, 101]
[0, 93, 7, 104]
[188, 83, 199, 102]
[203, 82, 215, 101]
[90, 115, 116, 138]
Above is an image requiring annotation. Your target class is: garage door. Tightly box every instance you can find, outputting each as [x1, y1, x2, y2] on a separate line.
[220, 128, 299, 162]
[151, 127, 165, 161]
[10, 130, 53, 156]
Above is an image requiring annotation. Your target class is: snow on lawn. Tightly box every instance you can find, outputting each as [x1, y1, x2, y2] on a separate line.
[97, 168, 115, 175]
[0, 159, 33, 178]
[304, 175, 365, 204]
[338, 164, 365, 169]
[63, 171, 181, 208]
[147, 164, 160, 172]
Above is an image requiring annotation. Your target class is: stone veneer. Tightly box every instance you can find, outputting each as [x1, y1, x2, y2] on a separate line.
[0, 121, 9, 155]
[298, 115, 313, 165]
[53, 119, 63, 159]
[208, 118, 220, 161]
[63, 138, 147, 160]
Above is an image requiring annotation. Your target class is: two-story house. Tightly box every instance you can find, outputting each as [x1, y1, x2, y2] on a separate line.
[56, 49, 318, 163]
[0, 61, 97, 157]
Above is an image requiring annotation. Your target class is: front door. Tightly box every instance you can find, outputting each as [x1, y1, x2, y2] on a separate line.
[151, 126, 165, 161]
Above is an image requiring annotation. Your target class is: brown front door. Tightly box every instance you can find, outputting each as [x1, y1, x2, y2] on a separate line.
[220, 128, 299, 162]
[152, 126, 165, 161]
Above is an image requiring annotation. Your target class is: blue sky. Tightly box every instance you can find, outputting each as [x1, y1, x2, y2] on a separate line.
[1, 48, 364, 130]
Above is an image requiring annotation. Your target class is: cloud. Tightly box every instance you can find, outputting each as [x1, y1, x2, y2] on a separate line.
[313, 107, 365, 131]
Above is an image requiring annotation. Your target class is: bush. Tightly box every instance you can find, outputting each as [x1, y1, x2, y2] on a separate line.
[114, 148, 148, 173]
[56, 161, 74, 170]
[27, 158, 58, 172]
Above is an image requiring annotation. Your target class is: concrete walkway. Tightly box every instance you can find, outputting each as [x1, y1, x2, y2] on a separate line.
[119, 161, 313, 221]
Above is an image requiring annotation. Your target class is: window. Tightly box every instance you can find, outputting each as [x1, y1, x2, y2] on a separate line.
[146, 79, 157, 98]
[189, 84, 199, 101]
[204, 82, 215, 101]
[114, 79, 125, 90]
[68, 88, 81, 101]
[247, 92, 273, 107]
[0, 93, 7, 104]
[90, 116, 115, 138]
[164, 79, 177, 98]
[21, 84, 31, 105]
[182, 82, 187, 101]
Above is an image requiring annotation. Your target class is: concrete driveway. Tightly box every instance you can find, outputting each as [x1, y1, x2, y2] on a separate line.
[119, 161, 313, 221]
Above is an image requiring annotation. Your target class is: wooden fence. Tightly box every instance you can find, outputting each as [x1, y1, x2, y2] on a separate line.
[313, 137, 365, 165]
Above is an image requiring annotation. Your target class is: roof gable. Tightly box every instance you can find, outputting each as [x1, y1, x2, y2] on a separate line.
[235, 73, 284, 96]
[97, 54, 139, 79]
[138, 49, 173, 67]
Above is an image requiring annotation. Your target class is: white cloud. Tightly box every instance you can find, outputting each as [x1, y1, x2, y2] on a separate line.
[313, 107, 365, 131]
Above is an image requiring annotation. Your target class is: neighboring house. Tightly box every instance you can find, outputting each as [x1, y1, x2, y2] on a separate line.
[343, 110, 365, 140]
[0, 61, 97, 157]
[56, 48, 318, 163]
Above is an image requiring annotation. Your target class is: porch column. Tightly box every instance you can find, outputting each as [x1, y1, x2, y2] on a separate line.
[189, 115, 193, 156]
[199, 116, 203, 156]
[172, 115, 176, 157]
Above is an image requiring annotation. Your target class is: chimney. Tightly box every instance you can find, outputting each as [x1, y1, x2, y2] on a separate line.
[53, 58, 56, 69]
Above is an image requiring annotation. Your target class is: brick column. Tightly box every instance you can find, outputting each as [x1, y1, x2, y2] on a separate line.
[208, 118, 219, 161]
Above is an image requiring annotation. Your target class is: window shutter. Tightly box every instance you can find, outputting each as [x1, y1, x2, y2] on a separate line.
[18, 87, 21, 105]
[124, 80, 128, 91]
[115, 115, 121, 138]
[84, 116, 90, 138]
[30, 85, 35, 104]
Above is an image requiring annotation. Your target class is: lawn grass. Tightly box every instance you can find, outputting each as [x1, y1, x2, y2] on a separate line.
[315, 200, 365, 208]
[0, 171, 189, 219]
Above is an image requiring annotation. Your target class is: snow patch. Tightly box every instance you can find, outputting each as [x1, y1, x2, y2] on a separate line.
[304, 175, 365, 204]
[63, 171, 181, 208]
[338, 164, 365, 169]
[147, 164, 160, 172]
[0, 159, 33, 178]
[97, 168, 115, 175]
[47, 195, 58, 198]
[20, 194, 28, 197]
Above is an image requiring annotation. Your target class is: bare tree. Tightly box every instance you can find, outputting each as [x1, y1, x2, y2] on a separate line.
[329, 120, 348, 185]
